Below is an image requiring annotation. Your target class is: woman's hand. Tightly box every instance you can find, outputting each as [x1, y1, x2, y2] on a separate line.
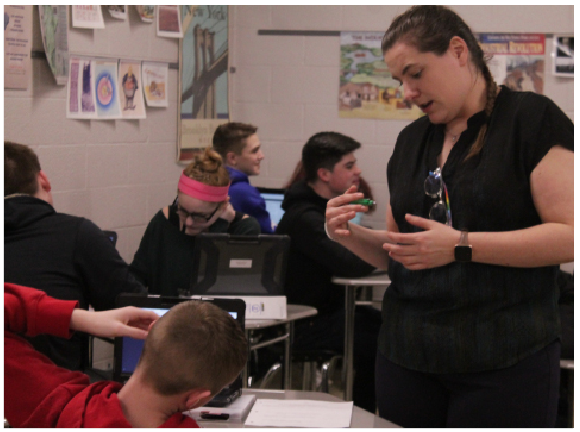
[325, 186, 368, 239]
[383, 214, 458, 270]
[70, 307, 160, 339]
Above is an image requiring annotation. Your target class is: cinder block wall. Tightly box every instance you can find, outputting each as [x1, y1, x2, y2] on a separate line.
[5, 6, 574, 274]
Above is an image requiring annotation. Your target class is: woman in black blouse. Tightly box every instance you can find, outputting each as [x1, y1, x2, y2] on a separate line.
[325, 6, 573, 428]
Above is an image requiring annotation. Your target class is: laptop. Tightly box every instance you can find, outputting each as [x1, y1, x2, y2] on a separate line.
[190, 233, 290, 296]
[257, 187, 286, 231]
[113, 293, 246, 407]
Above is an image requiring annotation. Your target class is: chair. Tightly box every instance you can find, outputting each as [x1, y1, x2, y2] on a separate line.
[257, 349, 342, 394]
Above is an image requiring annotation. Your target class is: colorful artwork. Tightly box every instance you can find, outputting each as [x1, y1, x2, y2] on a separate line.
[478, 33, 545, 94]
[178, 5, 229, 161]
[339, 31, 423, 120]
[94, 61, 121, 118]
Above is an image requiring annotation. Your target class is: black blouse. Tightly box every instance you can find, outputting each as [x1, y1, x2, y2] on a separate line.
[380, 86, 573, 373]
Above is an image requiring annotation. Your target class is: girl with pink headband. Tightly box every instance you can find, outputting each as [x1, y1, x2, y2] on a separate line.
[130, 147, 260, 296]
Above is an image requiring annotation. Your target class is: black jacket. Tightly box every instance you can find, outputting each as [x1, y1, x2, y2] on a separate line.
[276, 181, 375, 315]
[4, 196, 144, 370]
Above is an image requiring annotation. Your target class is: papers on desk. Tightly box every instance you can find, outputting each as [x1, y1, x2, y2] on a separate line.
[245, 399, 354, 428]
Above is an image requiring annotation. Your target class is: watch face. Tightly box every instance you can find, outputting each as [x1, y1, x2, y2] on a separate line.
[455, 245, 472, 262]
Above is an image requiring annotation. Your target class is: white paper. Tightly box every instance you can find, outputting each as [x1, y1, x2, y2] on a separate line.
[107, 6, 127, 20]
[142, 62, 168, 107]
[244, 399, 353, 428]
[157, 5, 182, 38]
[71, 5, 104, 29]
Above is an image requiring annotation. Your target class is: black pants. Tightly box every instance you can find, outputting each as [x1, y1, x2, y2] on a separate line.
[293, 305, 382, 413]
[375, 340, 561, 427]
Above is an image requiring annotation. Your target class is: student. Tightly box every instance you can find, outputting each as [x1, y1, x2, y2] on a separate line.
[212, 122, 274, 233]
[130, 147, 260, 295]
[4, 142, 145, 371]
[325, 5, 573, 427]
[4, 282, 248, 428]
[284, 159, 376, 226]
[276, 132, 381, 413]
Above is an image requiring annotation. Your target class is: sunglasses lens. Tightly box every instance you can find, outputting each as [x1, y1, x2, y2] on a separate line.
[424, 175, 442, 198]
[429, 202, 448, 224]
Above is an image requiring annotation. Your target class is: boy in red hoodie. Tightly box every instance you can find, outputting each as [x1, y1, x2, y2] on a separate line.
[4, 282, 248, 428]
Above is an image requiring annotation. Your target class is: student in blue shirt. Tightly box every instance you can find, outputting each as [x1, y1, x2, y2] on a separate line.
[213, 122, 274, 233]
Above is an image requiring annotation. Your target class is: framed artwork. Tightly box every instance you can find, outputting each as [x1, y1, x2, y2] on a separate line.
[178, 5, 229, 162]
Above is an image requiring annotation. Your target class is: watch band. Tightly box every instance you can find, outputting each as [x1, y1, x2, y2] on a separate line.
[454, 229, 472, 262]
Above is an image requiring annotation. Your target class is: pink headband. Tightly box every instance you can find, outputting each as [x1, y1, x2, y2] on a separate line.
[178, 171, 229, 202]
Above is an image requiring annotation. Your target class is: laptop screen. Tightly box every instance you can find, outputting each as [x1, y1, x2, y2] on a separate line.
[257, 187, 285, 231]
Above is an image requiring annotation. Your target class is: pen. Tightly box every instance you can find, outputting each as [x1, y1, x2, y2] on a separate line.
[200, 412, 230, 420]
[349, 199, 375, 206]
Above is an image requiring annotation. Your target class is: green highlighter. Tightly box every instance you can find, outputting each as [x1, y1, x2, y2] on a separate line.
[349, 199, 375, 206]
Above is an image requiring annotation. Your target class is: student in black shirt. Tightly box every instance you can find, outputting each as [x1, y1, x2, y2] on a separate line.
[325, 6, 573, 428]
[4, 142, 145, 370]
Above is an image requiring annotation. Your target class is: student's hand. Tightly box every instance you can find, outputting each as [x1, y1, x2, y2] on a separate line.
[382, 214, 458, 270]
[325, 186, 367, 239]
[70, 307, 160, 339]
[220, 200, 236, 223]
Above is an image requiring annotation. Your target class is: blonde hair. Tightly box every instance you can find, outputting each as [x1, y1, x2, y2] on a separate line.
[183, 147, 230, 187]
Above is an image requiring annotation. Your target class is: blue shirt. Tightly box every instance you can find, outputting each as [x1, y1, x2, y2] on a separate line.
[227, 166, 273, 233]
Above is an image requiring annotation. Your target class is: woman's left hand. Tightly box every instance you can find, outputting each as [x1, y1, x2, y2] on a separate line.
[383, 214, 459, 270]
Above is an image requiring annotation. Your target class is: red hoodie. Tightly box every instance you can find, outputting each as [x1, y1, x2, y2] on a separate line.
[4, 283, 199, 428]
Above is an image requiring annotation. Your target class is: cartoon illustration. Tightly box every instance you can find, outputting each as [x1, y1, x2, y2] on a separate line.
[122, 65, 139, 110]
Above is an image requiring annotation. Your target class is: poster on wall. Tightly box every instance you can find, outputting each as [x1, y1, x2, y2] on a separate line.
[339, 31, 423, 120]
[38, 5, 69, 85]
[71, 5, 105, 29]
[135, 5, 154, 23]
[142, 62, 168, 107]
[119, 61, 146, 119]
[107, 6, 127, 20]
[478, 33, 545, 94]
[67, 57, 97, 119]
[4, 5, 32, 90]
[553, 36, 573, 77]
[157, 5, 182, 38]
[178, 5, 229, 162]
[95, 60, 122, 119]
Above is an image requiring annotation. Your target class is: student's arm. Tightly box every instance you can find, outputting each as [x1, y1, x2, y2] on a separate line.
[4, 283, 87, 428]
[290, 209, 376, 277]
[228, 212, 261, 235]
[4, 284, 158, 428]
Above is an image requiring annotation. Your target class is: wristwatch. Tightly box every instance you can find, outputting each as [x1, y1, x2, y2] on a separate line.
[454, 230, 472, 262]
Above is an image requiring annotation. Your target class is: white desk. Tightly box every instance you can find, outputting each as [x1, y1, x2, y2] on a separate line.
[245, 304, 317, 389]
[197, 388, 399, 428]
[332, 273, 391, 401]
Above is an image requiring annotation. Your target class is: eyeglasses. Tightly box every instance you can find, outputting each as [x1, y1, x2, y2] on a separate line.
[424, 168, 452, 226]
[176, 197, 221, 223]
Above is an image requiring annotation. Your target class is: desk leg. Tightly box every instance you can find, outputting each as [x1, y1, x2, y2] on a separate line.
[243, 329, 251, 388]
[284, 322, 292, 389]
[343, 286, 356, 401]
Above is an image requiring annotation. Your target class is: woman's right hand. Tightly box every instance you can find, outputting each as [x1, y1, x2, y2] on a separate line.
[325, 186, 367, 239]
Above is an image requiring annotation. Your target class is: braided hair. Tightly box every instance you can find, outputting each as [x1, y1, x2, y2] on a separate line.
[381, 5, 498, 160]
